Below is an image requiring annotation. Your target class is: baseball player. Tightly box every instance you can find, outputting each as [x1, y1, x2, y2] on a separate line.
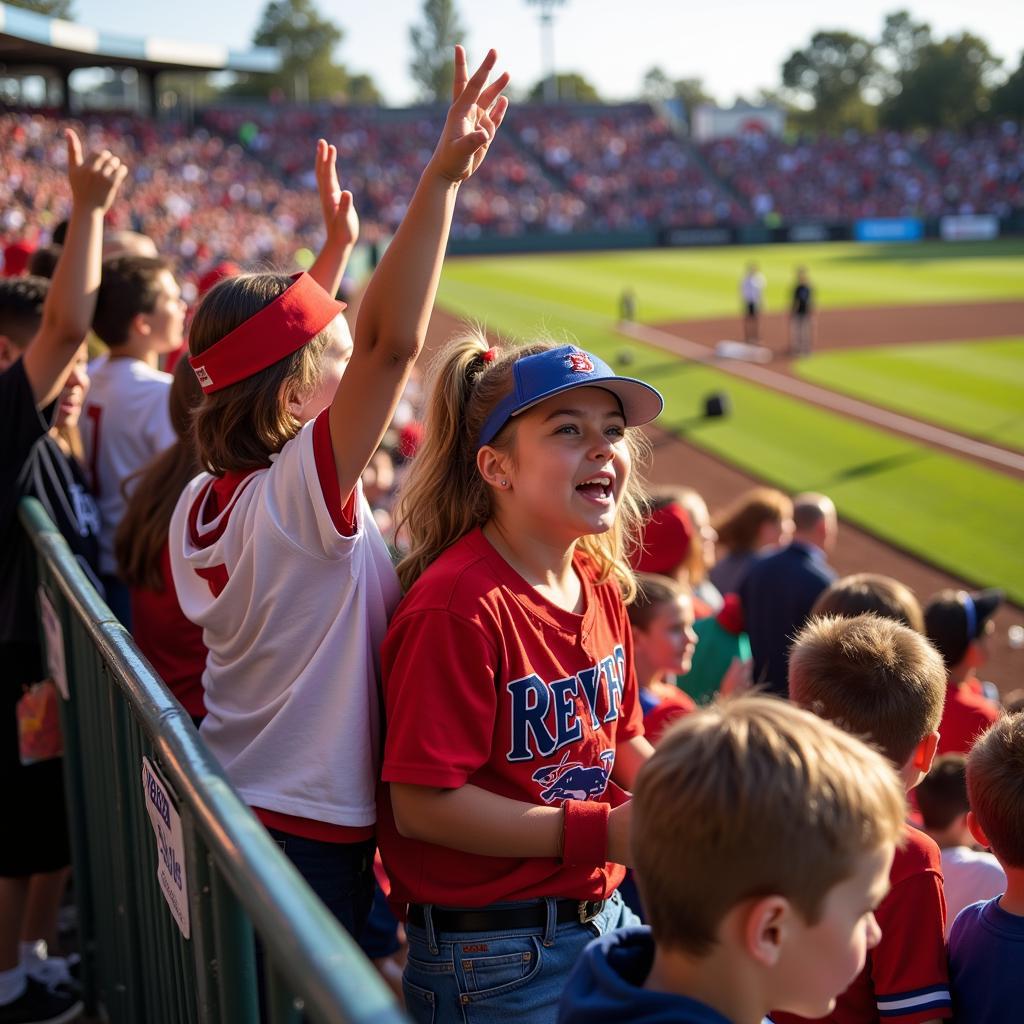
[378, 339, 664, 1023]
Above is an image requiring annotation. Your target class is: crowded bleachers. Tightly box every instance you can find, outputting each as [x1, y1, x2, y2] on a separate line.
[701, 129, 945, 222]
[4, 106, 1024, 289]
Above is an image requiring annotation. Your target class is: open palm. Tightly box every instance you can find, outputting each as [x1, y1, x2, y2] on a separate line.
[431, 46, 510, 184]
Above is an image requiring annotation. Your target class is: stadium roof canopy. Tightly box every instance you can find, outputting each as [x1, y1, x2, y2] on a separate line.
[0, 2, 279, 76]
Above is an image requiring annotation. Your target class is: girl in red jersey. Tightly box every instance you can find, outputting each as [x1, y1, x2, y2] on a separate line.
[167, 48, 509, 937]
[378, 337, 664, 1023]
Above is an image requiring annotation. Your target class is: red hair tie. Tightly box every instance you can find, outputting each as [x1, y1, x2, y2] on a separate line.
[481, 347, 498, 364]
[189, 272, 345, 394]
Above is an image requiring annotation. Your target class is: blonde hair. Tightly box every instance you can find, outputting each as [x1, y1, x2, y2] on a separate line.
[633, 695, 906, 955]
[395, 333, 650, 597]
[789, 614, 946, 766]
[189, 273, 331, 474]
[967, 712, 1024, 868]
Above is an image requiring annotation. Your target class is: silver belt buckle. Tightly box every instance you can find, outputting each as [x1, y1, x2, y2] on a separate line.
[578, 899, 602, 924]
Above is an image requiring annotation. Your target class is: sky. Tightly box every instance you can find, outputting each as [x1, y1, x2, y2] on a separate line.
[72, 0, 1024, 106]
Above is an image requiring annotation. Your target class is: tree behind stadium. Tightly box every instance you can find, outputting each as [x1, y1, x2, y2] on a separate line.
[410, 0, 465, 104]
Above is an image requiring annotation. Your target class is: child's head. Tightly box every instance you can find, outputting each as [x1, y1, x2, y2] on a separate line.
[916, 754, 972, 846]
[0, 275, 48, 367]
[630, 497, 693, 579]
[789, 614, 946, 787]
[713, 487, 794, 556]
[967, 711, 1024, 870]
[395, 334, 662, 595]
[92, 255, 185, 353]
[812, 573, 924, 633]
[188, 272, 348, 474]
[924, 588, 1002, 678]
[633, 695, 904, 1018]
[628, 573, 697, 679]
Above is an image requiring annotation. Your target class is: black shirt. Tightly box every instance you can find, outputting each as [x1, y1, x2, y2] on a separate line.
[1, 359, 101, 667]
[792, 283, 812, 316]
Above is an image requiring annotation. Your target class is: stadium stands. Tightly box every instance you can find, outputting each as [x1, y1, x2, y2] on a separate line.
[2, 105, 1022, 280]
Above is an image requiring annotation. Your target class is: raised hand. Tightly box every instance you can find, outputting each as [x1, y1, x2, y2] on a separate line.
[430, 46, 510, 184]
[315, 138, 359, 249]
[65, 129, 128, 213]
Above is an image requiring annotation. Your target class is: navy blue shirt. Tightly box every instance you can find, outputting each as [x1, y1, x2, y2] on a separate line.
[739, 541, 836, 697]
[559, 926, 745, 1024]
[949, 896, 1024, 1023]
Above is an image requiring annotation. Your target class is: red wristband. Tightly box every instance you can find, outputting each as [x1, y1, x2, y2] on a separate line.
[561, 800, 610, 865]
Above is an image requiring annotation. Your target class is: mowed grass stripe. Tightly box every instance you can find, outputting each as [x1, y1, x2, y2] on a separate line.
[796, 339, 1024, 452]
[445, 239, 1024, 321]
[438, 267, 1024, 603]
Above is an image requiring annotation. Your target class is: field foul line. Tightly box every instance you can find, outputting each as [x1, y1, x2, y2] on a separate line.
[619, 321, 1024, 476]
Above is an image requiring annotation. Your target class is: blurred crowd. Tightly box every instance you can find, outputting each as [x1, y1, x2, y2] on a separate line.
[4, 108, 1021, 287]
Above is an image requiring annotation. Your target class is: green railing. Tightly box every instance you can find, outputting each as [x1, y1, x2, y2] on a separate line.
[20, 497, 407, 1024]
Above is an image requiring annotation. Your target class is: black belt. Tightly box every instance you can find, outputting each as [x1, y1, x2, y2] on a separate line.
[407, 898, 606, 933]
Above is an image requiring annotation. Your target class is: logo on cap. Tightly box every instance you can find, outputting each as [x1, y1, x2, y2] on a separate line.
[194, 365, 213, 389]
[565, 349, 595, 374]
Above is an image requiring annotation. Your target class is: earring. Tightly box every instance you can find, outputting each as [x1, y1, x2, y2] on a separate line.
[500, 479, 508, 488]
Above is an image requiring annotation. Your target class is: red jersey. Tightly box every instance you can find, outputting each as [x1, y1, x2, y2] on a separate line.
[937, 681, 999, 756]
[378, 528, 644, 908]
[640, 682, 695, 746]
[774, 825, 951, 1024]
[130, 542, 207, 719]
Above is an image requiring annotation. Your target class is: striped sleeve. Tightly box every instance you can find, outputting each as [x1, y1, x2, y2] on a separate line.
[871, 869, 952, 1022]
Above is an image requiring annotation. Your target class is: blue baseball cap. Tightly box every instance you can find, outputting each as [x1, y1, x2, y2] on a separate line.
[477, 345, 664, 449]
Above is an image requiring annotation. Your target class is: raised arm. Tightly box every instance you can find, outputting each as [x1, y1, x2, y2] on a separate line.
[22, 130, 127, 406]
[307, 139, 358, 299]
[327, 46, 509, 503]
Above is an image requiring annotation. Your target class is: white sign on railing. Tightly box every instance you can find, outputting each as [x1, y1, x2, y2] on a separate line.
[141, 757, 191, 939]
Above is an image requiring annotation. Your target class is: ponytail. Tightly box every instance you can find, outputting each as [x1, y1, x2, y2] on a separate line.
[395, 332, 650, 600]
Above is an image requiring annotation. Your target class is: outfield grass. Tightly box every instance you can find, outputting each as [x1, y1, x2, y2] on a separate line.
[443, 239, 1024, 322]
[437, 243, 1024, 602]
[795, 338, 1024, 453]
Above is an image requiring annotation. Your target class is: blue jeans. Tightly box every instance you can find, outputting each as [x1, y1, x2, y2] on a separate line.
[402, 889, 639, 1024]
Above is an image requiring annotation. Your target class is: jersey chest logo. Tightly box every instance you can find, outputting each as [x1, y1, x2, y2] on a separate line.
[505, 645, 627, 765]
[532, 749, 614, 803]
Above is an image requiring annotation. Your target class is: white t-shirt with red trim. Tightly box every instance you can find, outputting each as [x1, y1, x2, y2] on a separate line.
[169, 410, 401, 829]
[378, 527, 644, 908]
[82, 355, 175, 575]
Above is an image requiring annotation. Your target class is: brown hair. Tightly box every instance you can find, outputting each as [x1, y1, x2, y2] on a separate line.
[27, 245, 62, 280]
[812, 574, 924, 633]
[633, 695, 905, 955]
[0, 275, 48, 348]
[92, 255, 172, 347]
[789, 614, 946, 766]
[394, 333, 650, 599]
[967, 712, 1024, 868]
[713, 487, 792, 554]
[916, 755, 969, 832]
[189, 273, 330, 475]
[628, 573, 689, 631]
[116, 358, 203, 590]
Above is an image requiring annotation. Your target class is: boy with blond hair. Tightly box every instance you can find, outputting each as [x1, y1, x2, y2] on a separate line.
[776, 614, 952, 1024]
[559, 695, 906, 1024]
[948, 711, 1024, 1022]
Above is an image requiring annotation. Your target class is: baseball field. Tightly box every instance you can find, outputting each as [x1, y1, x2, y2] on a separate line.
[436, 239, 1024, 605]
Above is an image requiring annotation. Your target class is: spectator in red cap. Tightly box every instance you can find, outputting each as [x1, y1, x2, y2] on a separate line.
[924, 588, 1002, 755]
[2, 240, 34, 278]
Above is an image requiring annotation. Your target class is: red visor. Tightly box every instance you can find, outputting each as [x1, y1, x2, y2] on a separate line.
[189, 272, 345, 394]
